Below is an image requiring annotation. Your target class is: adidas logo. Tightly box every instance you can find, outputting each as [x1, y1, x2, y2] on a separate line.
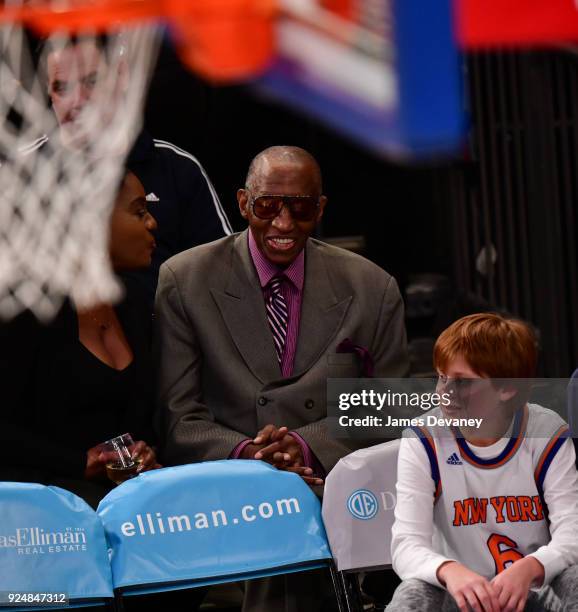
[146, 192, 160, 202]
[446, 452, 462, 465]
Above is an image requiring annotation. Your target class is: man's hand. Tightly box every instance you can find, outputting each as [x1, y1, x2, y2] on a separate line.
[437, 561, 500, 612]
[254, 425, 304, 467]
[237, 424, 287, 461]
[281, 465, 324, 487]
[253, 424, 288, 448]
[490, 557, 544, 612]
[244, 424, 322, 487]
[239, 443, 266, 460]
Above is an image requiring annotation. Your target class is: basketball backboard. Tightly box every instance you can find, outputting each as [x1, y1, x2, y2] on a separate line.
[254, 0, 466, 160]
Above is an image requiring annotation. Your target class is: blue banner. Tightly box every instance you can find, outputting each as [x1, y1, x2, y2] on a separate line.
[98, 460, 331, 593]
[0, 482, 114, 609]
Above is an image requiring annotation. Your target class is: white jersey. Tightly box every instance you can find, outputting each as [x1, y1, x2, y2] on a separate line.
[410, 404, 568, 579]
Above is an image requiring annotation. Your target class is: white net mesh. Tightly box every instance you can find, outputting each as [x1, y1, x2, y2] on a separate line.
[0, 10, 161, 321]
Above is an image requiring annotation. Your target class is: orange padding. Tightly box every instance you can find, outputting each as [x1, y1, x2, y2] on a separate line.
[171, 0, 276, 81]
[0, 0, 276, 82]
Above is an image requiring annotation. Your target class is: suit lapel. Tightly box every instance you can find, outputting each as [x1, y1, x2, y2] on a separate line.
[292, 240, 353, 377]
[210, 231, 281, 383]
[211, 234, 352, 383]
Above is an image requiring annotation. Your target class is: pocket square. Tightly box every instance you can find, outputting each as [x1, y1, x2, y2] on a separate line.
[336, 338, 374, 377]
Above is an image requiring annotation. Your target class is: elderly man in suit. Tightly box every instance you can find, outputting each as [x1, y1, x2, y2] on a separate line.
[155, 145, 408, 610]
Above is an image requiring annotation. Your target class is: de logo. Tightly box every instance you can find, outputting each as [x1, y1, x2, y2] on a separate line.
[347, 489, 378, 520]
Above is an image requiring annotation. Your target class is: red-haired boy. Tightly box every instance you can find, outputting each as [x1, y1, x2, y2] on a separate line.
[388, 313, 578, 611]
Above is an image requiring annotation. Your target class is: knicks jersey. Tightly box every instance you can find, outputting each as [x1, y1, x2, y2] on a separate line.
[411, 404, 568, 579]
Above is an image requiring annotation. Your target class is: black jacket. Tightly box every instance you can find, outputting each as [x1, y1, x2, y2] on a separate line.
[125, 132, 232, 302]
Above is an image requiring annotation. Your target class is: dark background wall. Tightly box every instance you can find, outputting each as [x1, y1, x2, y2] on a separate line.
[144, 41, 452, 283]
[444, 51, 578, 376]
[144, 40, 578, 377]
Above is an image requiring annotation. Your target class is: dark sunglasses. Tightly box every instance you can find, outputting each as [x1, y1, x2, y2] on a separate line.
[249, 194, 320, 222]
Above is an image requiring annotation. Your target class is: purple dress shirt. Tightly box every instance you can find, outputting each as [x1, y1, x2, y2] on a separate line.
[230, 231, 321, 474]
[247, 229, 304, 377]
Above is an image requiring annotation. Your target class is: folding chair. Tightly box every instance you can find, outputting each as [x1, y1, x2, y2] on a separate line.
[97, 460, 339, 609]
[0, 482, 114, 611]
[568, 369, 578, 431]
[567, 369, 578, 468]
[322, 439, 401, 612]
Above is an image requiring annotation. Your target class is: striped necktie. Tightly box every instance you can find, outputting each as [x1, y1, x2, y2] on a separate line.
[266, 276, 288, 364]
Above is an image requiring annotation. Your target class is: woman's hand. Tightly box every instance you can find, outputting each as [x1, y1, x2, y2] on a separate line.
[490, 557, 544, 612]
[84, 440, 161, 480]
[84, 445, 108, 480]
[437, 561, 500, 612]
[130, 440, 162, 472]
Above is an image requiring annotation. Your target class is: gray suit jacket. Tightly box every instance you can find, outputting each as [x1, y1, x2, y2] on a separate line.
[155, 230, 408, 472]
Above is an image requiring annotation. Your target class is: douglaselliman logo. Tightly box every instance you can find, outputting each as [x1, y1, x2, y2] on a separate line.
[347, 489, 379, 520]
[447, 452, 463, 465]
[0, 527, 87, 555]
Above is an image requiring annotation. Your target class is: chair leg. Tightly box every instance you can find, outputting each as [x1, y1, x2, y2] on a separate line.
[342, 571, 365, 612]
[329, 561, 348, 612]
[329, 562, 365, 612]
[112, 592, 125, 612]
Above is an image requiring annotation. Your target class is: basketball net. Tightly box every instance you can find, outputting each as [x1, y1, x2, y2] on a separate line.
[0, 0, 276, 322]
[0, 10, 161, 321]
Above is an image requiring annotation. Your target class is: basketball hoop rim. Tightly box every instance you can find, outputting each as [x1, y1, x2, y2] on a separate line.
[0, 0, 277, 34]
[0, 0, 167, 34]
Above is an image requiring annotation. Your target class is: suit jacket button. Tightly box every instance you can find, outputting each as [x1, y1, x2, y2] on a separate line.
[305, 399, 315, 409]
[258, 397, 268, 406]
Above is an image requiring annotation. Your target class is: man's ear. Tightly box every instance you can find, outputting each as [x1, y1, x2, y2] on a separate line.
[237, 188, 249, 220]
[499, 385, 518, 403]
[316, 195, 328, 223]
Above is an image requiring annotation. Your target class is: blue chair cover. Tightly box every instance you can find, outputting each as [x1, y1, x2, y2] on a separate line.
[97, 460, 331, 595]
[0, 482, 114, 610]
